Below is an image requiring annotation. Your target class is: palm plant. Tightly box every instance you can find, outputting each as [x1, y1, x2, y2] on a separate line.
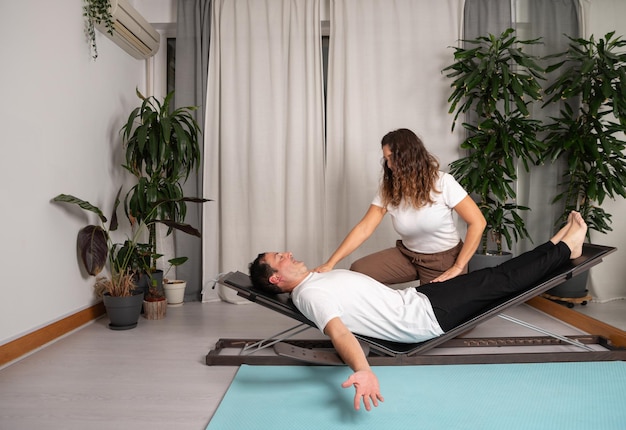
[121, 89, 210, 274]
[443, 28, 546, 254]
[542, 31, 626, 235]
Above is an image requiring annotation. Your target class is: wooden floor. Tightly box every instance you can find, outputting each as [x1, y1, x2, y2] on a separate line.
[0, 299, 625, 430]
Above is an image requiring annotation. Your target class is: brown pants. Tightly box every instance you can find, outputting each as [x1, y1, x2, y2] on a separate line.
[350, 240, 467, 285]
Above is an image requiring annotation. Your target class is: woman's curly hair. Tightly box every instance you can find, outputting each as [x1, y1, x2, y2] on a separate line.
[380, 128, 440, 208]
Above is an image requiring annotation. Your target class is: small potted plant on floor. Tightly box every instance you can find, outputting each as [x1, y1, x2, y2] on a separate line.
[53, 189, 145, 330]
[53, 189, 204, 323]
[162, 257, 189, 306]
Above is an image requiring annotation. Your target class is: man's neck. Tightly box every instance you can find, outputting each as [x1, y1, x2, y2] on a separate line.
[284, 270, 312, 292]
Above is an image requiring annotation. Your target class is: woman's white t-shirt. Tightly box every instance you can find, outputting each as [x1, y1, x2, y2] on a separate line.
[371, 171, 468, 253]
[291, 270, 444, 343]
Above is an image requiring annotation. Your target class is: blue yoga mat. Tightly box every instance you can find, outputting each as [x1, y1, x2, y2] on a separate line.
[207, 361, 626, 430]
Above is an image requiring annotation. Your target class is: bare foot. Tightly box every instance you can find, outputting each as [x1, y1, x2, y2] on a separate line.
[551, 211, 577, 244]
[560, 212, 587, 259]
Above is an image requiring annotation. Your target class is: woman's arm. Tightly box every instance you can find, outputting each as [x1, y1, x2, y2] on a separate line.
[314, 204, 386, 272]
[431, 195, 486, 282]
[324, 317, 384, 411]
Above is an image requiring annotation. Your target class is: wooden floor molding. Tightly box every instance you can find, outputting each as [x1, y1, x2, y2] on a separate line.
[0, 302, 105, 367]
[527, 296, 626, 347]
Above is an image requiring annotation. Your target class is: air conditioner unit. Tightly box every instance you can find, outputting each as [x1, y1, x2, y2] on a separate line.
[95, 0, 160, 59]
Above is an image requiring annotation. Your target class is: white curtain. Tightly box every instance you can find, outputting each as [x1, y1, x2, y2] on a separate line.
[324, 0, 466, 267]
[204, 0, 325, 300]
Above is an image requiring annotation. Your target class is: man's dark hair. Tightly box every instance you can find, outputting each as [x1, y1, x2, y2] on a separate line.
[249, 253, 283, 294]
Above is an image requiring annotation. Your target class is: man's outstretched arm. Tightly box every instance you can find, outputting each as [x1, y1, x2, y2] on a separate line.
[324, 317, 384, 411]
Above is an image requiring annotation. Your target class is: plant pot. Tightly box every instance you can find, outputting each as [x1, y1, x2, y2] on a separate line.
[102, 291, 144, 330]
[164, 280, 187, 306]
[468, 251, 513, 272]
[143, 297, 167, 319]
[546, 271, 589, 299]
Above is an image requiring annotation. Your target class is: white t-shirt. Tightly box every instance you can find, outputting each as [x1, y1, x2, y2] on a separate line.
[291, 270, 444, 343]
[372, 171, 468, 253]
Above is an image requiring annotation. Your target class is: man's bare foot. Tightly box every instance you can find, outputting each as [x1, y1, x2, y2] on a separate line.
[551, 210, 578, 244]
[559, 212, 587, 259]
[551, 218, 572, 244]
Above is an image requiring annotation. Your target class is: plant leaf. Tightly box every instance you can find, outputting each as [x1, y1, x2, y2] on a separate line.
[77, 225, 108, 276]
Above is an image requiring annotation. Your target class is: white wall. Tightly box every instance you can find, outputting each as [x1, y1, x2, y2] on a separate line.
[0, 0, 173, 346]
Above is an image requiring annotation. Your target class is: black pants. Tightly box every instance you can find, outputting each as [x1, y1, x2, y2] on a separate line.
[417, 241, 571, 332]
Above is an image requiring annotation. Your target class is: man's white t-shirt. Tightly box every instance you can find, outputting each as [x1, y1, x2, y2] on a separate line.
[291, 270, 444, 343]
[371, 171, 467, 253]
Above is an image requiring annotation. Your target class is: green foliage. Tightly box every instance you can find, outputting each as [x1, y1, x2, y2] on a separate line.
[53, 189, 145, 297]
[543, 32, 626, 234]
[121, 89, 210, 269]
[83, 0, 114, 60]
[443, 28, 546, 253]
[53, 191, 202, 296]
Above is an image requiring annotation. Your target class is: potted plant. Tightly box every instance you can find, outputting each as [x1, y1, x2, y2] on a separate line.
[83, 0, 114, 60]
[443, 28, 547, 269]
[163, 257, 189, 307]
[121, 89, 210, 304]
[540, 31, 626, 300]
[53, 189, 145, 330]
[53, 188, 204, 322]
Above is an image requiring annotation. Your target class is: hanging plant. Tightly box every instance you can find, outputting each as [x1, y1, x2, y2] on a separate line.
[83, 0, 114, 60]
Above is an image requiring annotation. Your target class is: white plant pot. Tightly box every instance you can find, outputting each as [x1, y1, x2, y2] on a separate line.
[164, 280, 187, 306]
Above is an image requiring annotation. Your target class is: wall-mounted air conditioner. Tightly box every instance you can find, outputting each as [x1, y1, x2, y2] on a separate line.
[95, 0, 160, 59]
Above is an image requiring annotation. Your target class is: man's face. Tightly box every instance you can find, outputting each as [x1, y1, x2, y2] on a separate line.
[264, 251, 308, 286]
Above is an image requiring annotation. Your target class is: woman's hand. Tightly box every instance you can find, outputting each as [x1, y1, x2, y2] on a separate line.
[341, 370, 384, 411]
[312, 262, 334, 273]
[430, 264, 464, 282]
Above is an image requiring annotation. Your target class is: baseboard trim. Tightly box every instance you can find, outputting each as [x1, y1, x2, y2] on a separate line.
[527, 296, 626, 348]
[0, 302, 106, 367]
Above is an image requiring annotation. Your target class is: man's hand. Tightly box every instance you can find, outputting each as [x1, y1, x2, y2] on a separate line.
[341, 370, 384, 411]
[324, 318, 384, 411]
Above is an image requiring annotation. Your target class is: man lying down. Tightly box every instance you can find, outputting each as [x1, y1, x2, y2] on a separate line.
[248, 211, 588, 412]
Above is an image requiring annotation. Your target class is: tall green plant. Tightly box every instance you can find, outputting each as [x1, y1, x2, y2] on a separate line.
[122, 89, 209, 270]
[443, 28, 546, 254]
[542, 32, 626, 235]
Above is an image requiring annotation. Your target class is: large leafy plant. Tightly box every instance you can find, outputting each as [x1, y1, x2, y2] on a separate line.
[443, 28, 546, 254]
[53, 189, 145, 297]
[53, 191, 203, 297]
[542, 32, 626, 234]
[122, 90, 209, 271]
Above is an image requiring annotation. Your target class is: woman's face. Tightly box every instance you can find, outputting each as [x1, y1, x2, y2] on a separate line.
[382, 145, 394, 169]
